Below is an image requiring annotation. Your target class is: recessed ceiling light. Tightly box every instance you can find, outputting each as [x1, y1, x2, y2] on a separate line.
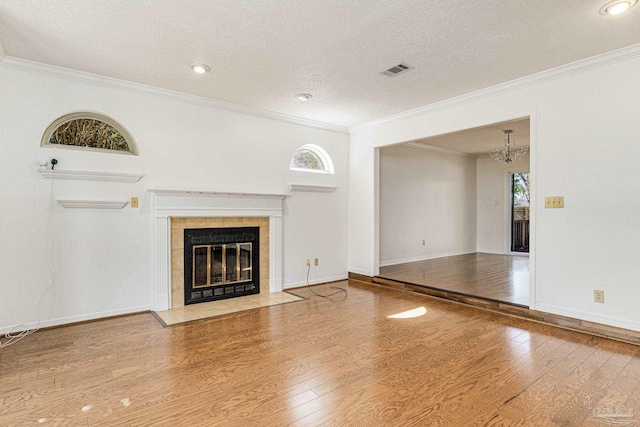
[296, 93, 312, 101]
[599, 0, 637, 15]
[190, 63, 211, 74]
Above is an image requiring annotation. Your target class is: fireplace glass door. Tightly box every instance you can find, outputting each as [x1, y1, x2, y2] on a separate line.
[184, 227, 260, 305]
[193, 243, 252, 287]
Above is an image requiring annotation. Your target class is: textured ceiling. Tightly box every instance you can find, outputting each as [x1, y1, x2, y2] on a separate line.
[407, 118, 530, 155]
[1, 1, 639, 128]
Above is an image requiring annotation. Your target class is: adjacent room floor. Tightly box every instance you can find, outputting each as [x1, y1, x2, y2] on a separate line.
[2, 281, 638, 426]
[379, 252, 529, 306]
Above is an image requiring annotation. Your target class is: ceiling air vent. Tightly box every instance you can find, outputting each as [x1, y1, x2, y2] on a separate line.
[380, 63, 413, 77]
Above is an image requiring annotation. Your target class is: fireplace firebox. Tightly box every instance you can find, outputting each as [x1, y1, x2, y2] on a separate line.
[184, 227, 260, 305]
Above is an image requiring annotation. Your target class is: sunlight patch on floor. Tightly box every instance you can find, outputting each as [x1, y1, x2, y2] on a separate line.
[387, 306, 427, 319]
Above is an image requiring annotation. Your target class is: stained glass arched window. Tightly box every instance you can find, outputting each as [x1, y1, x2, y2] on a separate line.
[41, 112, 139, 155]
[289, 144, 334, 174]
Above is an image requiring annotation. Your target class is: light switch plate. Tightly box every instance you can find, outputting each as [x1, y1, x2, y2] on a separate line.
[545, 196, 564, 208]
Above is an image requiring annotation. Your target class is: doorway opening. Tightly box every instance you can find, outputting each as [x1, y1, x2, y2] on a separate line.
[377, 117, 532, 307]
[511, 173, 530, 253]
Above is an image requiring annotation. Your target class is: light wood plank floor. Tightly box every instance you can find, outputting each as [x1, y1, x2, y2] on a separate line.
[2, 280, 639, 426]
[380, 253, 530, 306]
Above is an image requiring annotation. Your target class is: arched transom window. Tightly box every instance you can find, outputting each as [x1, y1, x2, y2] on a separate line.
[41, 112, 139, 155]
[290, 144, 334, 174]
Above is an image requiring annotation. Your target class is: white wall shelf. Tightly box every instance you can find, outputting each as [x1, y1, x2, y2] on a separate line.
[58, 200, 129, 209]
[289, 184, 336, 193]
[39, 168, 143, 182]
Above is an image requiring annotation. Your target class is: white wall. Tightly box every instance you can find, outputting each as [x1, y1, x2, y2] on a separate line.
[379, 144, 476, 266]
[349, 46, 640, 332]
[347, 133, 377, 277]
[476, 153, 529, 254]
[0, 62, 349, 332]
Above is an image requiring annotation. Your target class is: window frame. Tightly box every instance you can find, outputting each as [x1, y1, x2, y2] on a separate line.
[289, 144, 334, 174]
[41, 111, 139, 156]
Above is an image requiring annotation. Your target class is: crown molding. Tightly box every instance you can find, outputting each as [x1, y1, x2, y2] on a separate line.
[350, 42, 640, 134]
[0, 56, 348, 135]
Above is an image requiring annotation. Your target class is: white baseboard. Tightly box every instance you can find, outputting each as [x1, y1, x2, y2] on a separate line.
[380, 249, 476, 267]
[535, 303, 640, 332]
[0, 304, 151, 335]
[284, 274, 348, 289]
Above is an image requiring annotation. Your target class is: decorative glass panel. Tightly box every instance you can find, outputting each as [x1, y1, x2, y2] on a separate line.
[48, 119, 130, 151]
[289, 144, 334, 174]
[193, 247, 208, 287]
[226, 245, 238, 283]
[41, 112, 138, 155]
[290, 149, 325, 171]
[239, 243, 252, 281]
[211, 245, 224, 284]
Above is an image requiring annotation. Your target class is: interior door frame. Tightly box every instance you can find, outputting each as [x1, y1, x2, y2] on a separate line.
[373, 109, 537, 309]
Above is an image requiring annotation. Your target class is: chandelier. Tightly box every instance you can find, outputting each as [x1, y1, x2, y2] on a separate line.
[490, 130, 528, 163]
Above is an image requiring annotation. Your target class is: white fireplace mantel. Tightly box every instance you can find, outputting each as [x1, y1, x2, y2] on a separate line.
[149, 188, 287, 311]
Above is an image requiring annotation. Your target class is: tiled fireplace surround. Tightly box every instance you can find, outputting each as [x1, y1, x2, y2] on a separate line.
[171, 216, 269, 308]
[149, 189, 286, 312]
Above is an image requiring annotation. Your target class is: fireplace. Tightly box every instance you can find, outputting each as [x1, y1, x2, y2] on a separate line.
[149, 189, 285, 312]
[184, 227, 260, 305]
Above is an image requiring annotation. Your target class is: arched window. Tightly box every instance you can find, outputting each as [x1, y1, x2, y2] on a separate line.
[41, 112, 139, 155]
[289, 144, 334, 174]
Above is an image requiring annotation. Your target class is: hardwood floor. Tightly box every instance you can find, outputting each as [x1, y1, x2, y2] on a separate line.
[2, 280, 640, 426]
[379, 253, 530, 306]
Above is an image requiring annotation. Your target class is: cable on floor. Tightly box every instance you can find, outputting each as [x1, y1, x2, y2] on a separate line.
[305, 263, 347, 299]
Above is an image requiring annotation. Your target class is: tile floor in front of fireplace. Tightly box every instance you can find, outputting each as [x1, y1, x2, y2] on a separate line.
[153, 292, 303, 326]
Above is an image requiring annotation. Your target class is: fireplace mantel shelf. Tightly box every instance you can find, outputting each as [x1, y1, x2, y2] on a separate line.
[147, 188, 288, 198]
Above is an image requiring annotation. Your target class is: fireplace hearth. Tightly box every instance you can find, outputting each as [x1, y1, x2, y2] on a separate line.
[184, 227, 260, 305]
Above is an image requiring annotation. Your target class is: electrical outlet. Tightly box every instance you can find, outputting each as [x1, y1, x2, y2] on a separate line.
[305, 259, 310, 267]
[314, 257, 319, 266]
[594, 290, 604, 303]
[131, 197, 139, 208]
